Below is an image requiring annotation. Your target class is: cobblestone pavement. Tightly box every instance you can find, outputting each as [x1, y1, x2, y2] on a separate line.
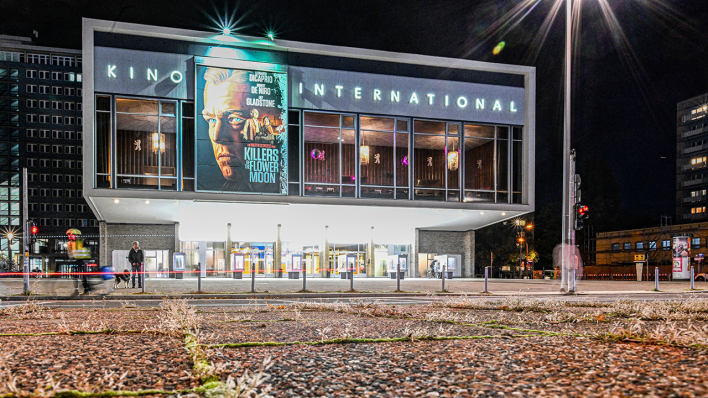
[1, 297, 708, 396]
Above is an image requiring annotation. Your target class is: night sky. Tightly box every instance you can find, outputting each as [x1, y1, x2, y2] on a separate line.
[2, 0, 708, 230]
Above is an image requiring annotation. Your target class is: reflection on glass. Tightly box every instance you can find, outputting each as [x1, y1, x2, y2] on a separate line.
[414, 120, 445, 135]
[304, 112, 339, 127]
[361, 116, 395, 131]
[116, 98, 158, 114]
[396, 132, 409, 188]
[447, 136, 459, 189]
[341, 129, 356, 185]
[496, 133, 508, 199]
[304, 126, 340, 184]
[360, 129, 394, 187]
[464, 124, 495, 138]
[414, 134, 445, 188]
[464, 136, 494, 190]
[116, 112, 159, 176]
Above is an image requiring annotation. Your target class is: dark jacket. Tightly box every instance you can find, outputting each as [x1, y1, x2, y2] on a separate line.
[128, 248, 144, 266]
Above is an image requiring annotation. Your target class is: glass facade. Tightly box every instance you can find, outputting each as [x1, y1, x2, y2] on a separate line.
[95, 102, 524, 204]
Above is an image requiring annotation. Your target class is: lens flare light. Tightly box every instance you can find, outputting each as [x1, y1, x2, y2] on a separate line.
[493, 41, 506, 55]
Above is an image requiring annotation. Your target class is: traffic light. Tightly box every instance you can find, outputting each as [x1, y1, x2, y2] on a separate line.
[29, 221, 38, 247]
[574, 204, 589, 230]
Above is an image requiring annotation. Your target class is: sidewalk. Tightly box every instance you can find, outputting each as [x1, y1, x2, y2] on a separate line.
[1, 277, 706, 299]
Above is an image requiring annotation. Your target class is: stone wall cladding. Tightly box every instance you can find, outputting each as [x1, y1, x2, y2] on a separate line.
[417, 230, 475, 277]
[103, 224, 177, 268]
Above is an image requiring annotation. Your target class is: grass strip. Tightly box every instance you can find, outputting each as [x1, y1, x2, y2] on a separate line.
[204, 334, 526, 349]
[595, 333, 708, 350]
[53, 388, 193, 398]
[0, 329, 143, 337]
[216, 318, 317, 324]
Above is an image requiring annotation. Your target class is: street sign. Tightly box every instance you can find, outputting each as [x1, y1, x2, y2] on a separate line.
[634, 254, 645, 262]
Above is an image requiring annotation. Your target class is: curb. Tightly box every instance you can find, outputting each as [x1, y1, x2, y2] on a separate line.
[1, 290, 706, 301]
[0, 292, 484, 301]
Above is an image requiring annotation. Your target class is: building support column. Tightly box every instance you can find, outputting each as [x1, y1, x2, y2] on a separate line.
[198, 241, 207, 278]
[275, 224, 282, 273]
[367, 226, 375, 277]
[99, 220, 108, 267]
[171, 222, 180, 278]
[321, 225, 329, 277]
[225, 223, 232, 273]
[412, 228, 420, 277]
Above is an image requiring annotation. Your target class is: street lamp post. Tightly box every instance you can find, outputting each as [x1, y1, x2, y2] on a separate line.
[561, 0, 576, 293]
[6, 232, 13, 271]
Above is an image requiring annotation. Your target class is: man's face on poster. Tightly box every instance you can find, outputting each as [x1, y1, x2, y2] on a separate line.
[202, 75, 251, 182]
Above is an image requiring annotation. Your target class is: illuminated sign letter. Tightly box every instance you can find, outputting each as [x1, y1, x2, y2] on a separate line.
[391, 91, 400, 102]
[299, 82, 303, 94]
[476, 99, 484, 110]
[373, 89, 381, 101]
[107, 65, 116, 78]
[354, 87, 362, 99]
[493, 100, 502, 111]
[315, 84, 324, 96]
[510, 101, 517, 112]
[427, 93, 435, 105]
[170, 71, 183, 83]
[445, 95, 449, 106]
[335, 85, 343, 97]
[409, 93, 419, 104]
[456, 96, 468, 108]
[129, 67, 134, 79]
[147, 68, 158, 81]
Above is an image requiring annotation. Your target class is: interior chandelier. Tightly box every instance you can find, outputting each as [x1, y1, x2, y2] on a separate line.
[152, 132, 165, 154]
[448, 151, 459, 171]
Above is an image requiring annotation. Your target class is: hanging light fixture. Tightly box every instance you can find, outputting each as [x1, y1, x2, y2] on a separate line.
[152, 132, 165, 154]
[360, 133, 369, 165]
[448, 140, 459, 171]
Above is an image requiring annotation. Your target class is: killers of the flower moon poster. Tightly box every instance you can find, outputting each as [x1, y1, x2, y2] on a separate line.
[196, 65, 287, 194]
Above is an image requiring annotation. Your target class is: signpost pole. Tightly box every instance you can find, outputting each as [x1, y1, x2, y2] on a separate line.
[22, 168, 29, 295]
[396, 258, 401, 292]
[655, 267, 660, 291]
[691, 266, 695, 290]
[483, 266, 489, 293]
[441, 259, 446, 292]
[251, 256, 255, 293]
[302, 263, 307, 292]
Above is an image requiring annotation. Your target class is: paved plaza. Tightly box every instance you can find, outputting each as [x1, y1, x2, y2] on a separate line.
[1, 276, 706, 298]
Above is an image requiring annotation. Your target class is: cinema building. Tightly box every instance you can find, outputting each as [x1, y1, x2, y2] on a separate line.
[82, 19, 535, 279]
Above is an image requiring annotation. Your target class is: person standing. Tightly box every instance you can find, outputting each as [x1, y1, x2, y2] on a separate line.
[129, 241, 144, 288]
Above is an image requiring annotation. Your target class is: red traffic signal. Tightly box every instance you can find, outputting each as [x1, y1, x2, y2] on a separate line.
[577, 205, 589, 216]
[30, 224, 38, 235]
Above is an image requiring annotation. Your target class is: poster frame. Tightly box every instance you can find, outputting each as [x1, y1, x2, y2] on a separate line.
[193, 57, 288, 195]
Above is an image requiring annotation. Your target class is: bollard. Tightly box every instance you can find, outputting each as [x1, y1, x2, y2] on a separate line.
[441, 262, 446, 292]
[302, 266, 307, 292]
[396, 260, 401, 292]
[350, 264, 354, 291]
[141, 262, 146, 293]
[691, 266, 695, 290]
[655, 267, 659, 291]
[251, 264, 255, 293]
[483, 266, 489, 293]
[197, 262, 202, 293]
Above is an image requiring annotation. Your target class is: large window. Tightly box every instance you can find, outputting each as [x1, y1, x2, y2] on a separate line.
[413, 120, 460, 201]
[96, 101, 525, 203]
[303, 111, 356, 197]
[359, 116, 409, 200]
[115, 98, 177, 190]
[464, 124, 495, 203]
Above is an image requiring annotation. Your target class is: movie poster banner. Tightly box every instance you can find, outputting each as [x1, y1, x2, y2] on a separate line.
[672, 236, 691, 280]
[196, 64, 287, 193]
